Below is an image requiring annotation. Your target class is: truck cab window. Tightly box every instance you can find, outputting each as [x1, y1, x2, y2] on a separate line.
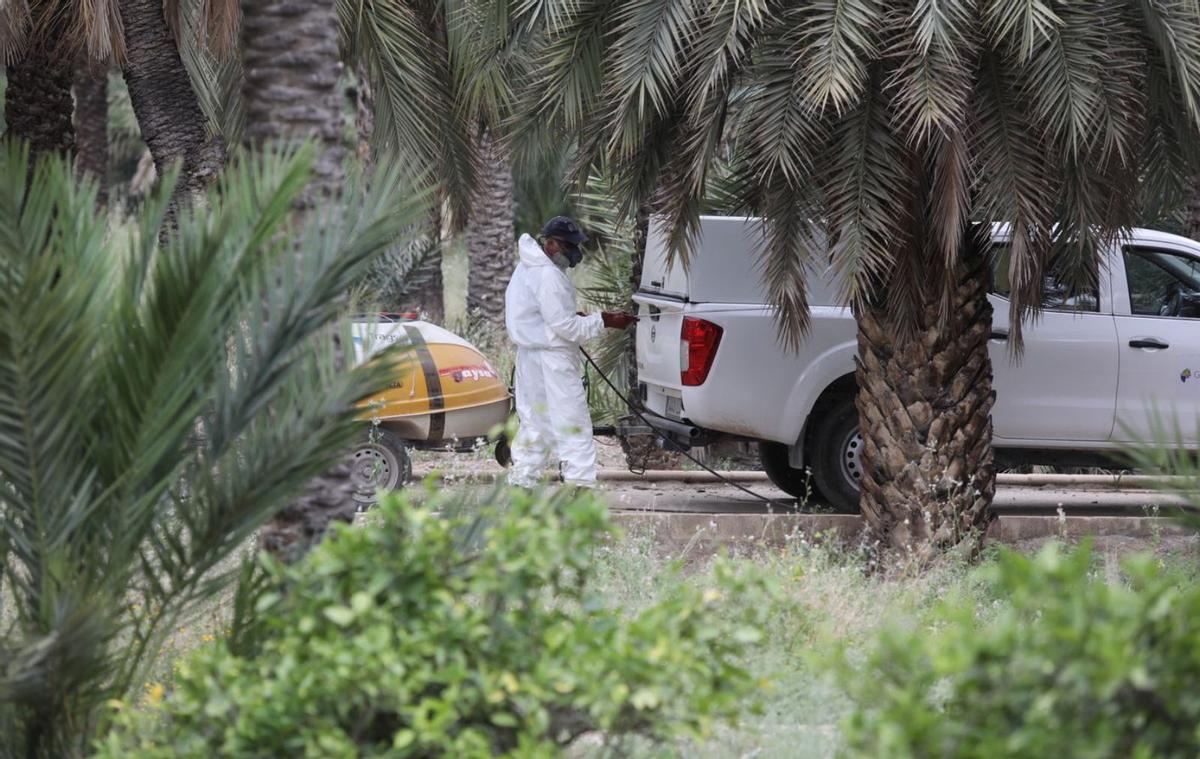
[988, 245, 1100, 312]
[1123, 248, 1200, 318]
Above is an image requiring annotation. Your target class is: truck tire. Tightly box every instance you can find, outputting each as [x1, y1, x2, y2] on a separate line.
[808, 398, 862, 514]
[759, 442, 812, 501]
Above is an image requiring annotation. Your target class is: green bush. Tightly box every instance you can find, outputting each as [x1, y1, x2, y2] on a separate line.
[843, 543, 1200, 758]
[99, 488, 772, 756]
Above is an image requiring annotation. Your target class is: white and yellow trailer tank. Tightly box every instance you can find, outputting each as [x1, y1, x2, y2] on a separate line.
[349, 315, 512, 504]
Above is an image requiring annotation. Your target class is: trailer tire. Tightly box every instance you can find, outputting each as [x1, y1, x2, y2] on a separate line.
[349, 428, 412, 506]
[808, 398, 862, 514]
[494, 436, 512, 468]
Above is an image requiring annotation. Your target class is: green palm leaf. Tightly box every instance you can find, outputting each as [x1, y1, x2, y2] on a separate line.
[0, 141, 425, 754]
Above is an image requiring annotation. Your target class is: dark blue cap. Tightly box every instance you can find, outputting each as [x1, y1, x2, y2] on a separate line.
[541, 216, 588, 246]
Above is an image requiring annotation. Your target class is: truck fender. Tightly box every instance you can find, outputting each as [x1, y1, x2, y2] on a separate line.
[779, 342, 858, 469]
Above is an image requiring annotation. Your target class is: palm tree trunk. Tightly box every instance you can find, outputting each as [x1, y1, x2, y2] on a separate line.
[626, 206, 648, 398]
[406, 207, 445, 323]
[353, 62, 374, 167]
[4, 23, 74, 158]
[242, 0, 346, 208]
[73, 66, 109, 205]
[855, 256, 997, 564]
[242, 0, 354, 562]
[119, 0, 225, 203]
[466, 128, 515, 329]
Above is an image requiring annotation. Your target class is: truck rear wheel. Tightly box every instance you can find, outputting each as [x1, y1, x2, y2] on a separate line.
[808, 398, 862, 513]
[759, 442, 812, 502]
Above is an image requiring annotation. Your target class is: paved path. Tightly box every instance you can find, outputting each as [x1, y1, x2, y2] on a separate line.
[597, 480, 1190, 517]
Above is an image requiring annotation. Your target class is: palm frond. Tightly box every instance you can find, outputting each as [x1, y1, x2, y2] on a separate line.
[1140, 54, 1200, 229]
[106, 70, 149, 180]
[797, 0, 884, 110]
[821, 69, 914, 314]
[980, 0, 1062, 61]
[599, 0, 698, 147]
[651, 0, 769, 264]
[1016, 4, 1111, 158]
[0, 142, 426, 753]
[341, 0, 477, 226]
[529, 0, 1200, 350]
[887, 0, 975, 143]
[165, 0, 241, 59]
[755, 191, 826, 350]
[726, 13, 825, 206]
[355, 224, 445, 310]
[510, 0, 612, 164]
[1134, 0, 1200, 124]
[446, 0, 520, 128]
[0, 0, 29, 64]
[174, 0, 245, 142]
[68, 0, 124, 63]
[970, 47, 1056, 345]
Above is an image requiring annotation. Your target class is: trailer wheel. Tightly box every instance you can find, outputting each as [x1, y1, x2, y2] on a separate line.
[494, 436, 512, 468]
[350, 428, 412, 506]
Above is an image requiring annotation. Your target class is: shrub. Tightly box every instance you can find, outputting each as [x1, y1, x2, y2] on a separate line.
[842, 542, 1200, 758]
[98, 488, 772, 756]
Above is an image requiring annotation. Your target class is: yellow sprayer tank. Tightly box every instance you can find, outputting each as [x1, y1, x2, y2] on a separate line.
[349, 316, 512, 503]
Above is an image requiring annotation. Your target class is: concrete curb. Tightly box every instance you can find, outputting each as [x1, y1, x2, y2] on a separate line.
[609, 512, 1195, 554]
[419, 467, 1185, 490]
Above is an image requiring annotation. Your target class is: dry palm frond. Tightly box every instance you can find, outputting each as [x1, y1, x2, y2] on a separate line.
[520, 0, 1200, 349]
[68, 0, 124, 62]
[165, 0, 240, 59]
[0, 0, 30, 63]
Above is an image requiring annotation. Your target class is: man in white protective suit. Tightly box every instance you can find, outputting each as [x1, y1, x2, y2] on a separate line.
[504, 216, 637, 488]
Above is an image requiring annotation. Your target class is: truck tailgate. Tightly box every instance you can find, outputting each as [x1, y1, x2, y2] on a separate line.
[633, 293, 684, 394]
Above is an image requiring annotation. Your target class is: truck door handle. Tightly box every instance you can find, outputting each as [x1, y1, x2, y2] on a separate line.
[1129, 338, 1169, 350]
[989, 330, 1008, 341]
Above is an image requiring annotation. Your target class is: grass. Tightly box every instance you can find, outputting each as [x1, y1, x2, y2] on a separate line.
[579, 527, 995, 758]
[36, 480, 1195, 755]
[579, 523, 1200, 757]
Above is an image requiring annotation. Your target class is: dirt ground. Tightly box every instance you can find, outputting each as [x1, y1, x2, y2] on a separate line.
[405, 437, 1200, 560]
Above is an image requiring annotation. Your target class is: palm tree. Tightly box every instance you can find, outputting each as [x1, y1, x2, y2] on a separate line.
[73, 64, 108, 203]
[0, 142, 420, 757]
[241, 0, 355, 560]
[2, 4, 74, 155]
[1, 0, 228, 202]
[465, 127, 514, 326]
[340, 0, 481, 322]
[119, 0, 228, 201]
[447, 0, 522, 328]
[521, 0, 1200, 562]
[242, 0, 345, 204]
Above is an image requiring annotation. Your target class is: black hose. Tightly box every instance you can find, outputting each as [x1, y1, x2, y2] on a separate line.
[579, 347, 796, 511]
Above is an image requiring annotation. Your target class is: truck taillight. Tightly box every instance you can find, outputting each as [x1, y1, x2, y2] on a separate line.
[680, 317, 722, 386]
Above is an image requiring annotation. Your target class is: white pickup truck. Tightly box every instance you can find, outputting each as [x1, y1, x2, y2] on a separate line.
[633, 216, 1200, 511]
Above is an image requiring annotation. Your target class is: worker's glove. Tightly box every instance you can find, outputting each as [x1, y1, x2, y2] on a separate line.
[601, 311, 638, 329]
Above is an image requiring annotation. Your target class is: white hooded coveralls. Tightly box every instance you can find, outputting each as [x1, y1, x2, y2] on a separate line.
[505, 234, 604, 487]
